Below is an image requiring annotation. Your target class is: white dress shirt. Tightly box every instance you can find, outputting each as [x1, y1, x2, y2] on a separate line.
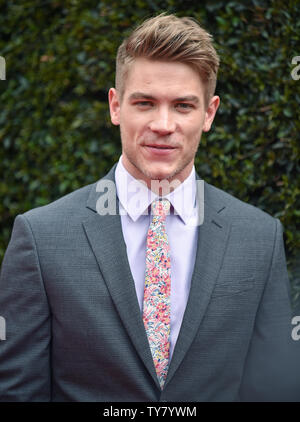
[115, 155, 199, 360]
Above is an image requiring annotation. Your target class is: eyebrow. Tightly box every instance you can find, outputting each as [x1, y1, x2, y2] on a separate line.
[128, 92, 200, 104]
[128, 92, 156, 101]
[174, 95, 200, 104]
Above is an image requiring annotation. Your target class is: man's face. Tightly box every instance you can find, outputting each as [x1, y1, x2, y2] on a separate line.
[109, 58, 219, 187]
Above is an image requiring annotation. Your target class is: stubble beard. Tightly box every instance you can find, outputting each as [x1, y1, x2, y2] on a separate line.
[122, 142, 199, 185]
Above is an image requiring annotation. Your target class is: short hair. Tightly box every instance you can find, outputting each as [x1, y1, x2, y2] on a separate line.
[115, 13, 220, 106]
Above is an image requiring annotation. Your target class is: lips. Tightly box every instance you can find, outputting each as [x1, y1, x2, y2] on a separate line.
[143, 143, 178, 157]
[144, 144, 176, 149]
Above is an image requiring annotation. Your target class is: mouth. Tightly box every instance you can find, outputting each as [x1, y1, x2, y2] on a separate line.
[142, 143, 178, 157]
[144, 144, 177, 149]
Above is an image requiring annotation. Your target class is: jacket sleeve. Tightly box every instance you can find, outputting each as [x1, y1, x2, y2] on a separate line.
[0, 214, 51, 401]
[239, 218, 300, 401]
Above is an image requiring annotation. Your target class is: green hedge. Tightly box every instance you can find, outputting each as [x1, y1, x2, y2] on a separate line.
[0, 0, 299, 307]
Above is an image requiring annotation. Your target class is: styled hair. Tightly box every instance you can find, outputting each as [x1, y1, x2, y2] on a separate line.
[115, 13, 220, 106]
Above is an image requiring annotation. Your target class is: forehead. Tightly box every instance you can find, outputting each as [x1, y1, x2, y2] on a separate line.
[123, 58, 205, 99]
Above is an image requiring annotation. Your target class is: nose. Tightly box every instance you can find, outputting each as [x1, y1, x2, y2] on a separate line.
[148, 107, 176, 135]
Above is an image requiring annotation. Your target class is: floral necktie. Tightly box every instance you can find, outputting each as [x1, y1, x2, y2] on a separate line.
[142, 198, 171, 389]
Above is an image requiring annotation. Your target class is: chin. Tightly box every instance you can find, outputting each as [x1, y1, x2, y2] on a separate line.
[144, 168, 175, 181]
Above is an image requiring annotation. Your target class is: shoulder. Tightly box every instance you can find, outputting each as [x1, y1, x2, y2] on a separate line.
[203, 181, 279, 230]
[21, 182, 97, 227]
[17, 162, 117, 233]
[20, 164, 117, 225]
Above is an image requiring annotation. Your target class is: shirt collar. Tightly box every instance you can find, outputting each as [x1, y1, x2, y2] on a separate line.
[115, 155, 198, 225]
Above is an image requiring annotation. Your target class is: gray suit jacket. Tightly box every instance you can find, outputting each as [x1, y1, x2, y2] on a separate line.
[0, 164, 299, 401]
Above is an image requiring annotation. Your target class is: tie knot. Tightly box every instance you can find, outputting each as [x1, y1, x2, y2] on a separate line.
[151, 199, 170, 218]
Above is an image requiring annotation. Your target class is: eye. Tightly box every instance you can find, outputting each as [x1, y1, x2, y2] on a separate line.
[175, 103, 194, 111]
[134, 101, 154, 108]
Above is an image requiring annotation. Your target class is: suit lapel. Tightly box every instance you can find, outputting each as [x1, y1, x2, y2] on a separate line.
[164, 179, 231, 388]
[82, 165, 160, 389]
[83, 165, 231, 391]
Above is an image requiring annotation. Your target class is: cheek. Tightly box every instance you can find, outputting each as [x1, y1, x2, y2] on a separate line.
[180, 113, 204, 132]
[182, 122, 203, 143]
[120, 112, 145, 136]
[120, 119, 135, 140]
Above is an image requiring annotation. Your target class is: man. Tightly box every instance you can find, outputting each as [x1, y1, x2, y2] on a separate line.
[0, 14, 299, 402]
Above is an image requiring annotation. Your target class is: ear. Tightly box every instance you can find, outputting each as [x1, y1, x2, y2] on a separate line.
[108, 88, 121, 126]
[203, 95, 220, 132]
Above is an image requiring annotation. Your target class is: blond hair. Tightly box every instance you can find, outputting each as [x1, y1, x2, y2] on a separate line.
[115, 13, 220, 106]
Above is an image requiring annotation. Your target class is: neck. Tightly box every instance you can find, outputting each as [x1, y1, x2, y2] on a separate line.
[121, 156, 193, 196]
